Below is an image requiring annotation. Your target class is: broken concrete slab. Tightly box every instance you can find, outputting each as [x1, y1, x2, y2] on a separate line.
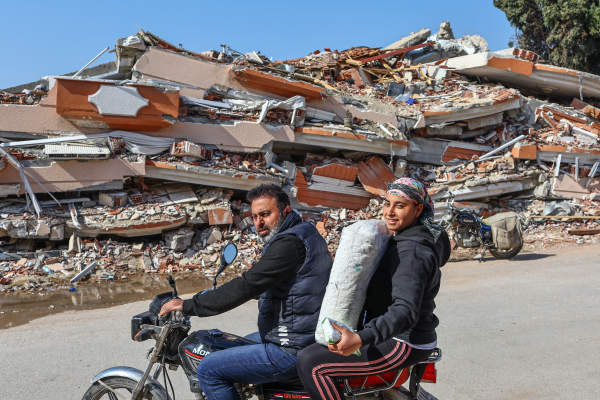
[406, 137, 492, 165]
[447, 50, 600, 99]
[65, 216, 187, 238]
[431, 173, 539, 202]
[293, 127, 409, 156]
[464, 113, 504, 130]
[68, 233, 81, 253]
[208, 208, 233, 225]
[204, 228, 223, 245]
[35, 220, 51, 237]
[145, 161, 283, 191]
[423, 125, 463, 137]
[552, 175, 600, 200]
[99, 192, 129, 207]
[294, 170, 371, 210]
[422, 92, 521, 126]
[383, 28, 432, 51]
[164, 228, 194, 251]
[50, 224, 64, 241]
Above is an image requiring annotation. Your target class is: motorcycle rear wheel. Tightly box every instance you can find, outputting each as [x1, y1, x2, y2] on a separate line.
[82, 376, 162, 400]
[489, 243, 522, 259]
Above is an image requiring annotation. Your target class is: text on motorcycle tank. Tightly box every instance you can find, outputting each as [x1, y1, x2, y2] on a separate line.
[192, 347, 211, 356]
[458, 213, 480, 226]
[185, 349, 206, 359]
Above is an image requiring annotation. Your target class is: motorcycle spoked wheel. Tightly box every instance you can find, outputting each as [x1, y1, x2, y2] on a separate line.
[489, 243, 523, 259]
[82, 377, 162, 400]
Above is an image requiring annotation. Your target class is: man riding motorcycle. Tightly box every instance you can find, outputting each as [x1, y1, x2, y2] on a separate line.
[159, 184, 333, 400]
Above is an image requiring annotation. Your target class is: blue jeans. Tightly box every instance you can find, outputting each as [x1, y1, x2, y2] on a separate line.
[197, 332, 299, 400]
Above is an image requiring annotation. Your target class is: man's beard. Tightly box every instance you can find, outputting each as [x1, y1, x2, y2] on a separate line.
[258, 214, 286, 244]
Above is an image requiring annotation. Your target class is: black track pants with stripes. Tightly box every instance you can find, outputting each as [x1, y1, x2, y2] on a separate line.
[297, 340, 433, 400]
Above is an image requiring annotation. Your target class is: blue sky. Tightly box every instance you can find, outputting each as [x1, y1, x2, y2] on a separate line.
[0, 0, 514, 89]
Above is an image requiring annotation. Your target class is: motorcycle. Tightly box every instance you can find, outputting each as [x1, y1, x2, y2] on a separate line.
[82, 243, 442, 400]
[440, 192, 525, 261]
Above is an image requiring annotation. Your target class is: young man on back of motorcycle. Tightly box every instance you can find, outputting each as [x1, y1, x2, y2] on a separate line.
[159, 184, 333, 400]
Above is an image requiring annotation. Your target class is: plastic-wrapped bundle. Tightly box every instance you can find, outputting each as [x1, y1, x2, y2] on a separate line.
[315, 220, 390, 346]
[321, 317, 347, 344]
[320, 317, 362, 355]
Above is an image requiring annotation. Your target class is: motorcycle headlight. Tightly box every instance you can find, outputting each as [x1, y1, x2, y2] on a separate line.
[442, 210, 454, 222]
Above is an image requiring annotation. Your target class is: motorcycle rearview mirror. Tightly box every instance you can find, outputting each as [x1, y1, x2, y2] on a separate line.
[212, 243, 238, 290]
[167, 274, 178, 298]
[448, 191, 456, 206]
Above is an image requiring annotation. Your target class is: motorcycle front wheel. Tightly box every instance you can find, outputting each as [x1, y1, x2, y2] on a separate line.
[82, 376, 163, 400]
[489, 243, 523, 259]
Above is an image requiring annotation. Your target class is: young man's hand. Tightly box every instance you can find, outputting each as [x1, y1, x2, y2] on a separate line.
[327, 323, 362, 356]
[159, 299, 184, 317]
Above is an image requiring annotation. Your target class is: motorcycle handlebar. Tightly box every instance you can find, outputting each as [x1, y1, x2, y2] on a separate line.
[159, 310, 188, 326]
[134, 328, 154, 342]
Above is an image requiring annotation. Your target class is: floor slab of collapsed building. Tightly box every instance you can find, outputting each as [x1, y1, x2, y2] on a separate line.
[3, 24, 600, 301]
[1, 244, 599, 400]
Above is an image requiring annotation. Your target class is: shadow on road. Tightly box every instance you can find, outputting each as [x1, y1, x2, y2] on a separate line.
[476, 253, 556, 262]
[508, 253, 556, 261]
[448, 252, 556, 263]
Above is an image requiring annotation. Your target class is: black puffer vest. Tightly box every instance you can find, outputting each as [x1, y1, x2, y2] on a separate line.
[258, 212, 332, 350]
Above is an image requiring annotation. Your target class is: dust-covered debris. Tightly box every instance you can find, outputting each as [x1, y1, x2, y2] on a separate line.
[1, 22, 600, 295]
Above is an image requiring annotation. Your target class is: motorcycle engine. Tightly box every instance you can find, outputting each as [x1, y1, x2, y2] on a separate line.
[454, 227, 481, 248]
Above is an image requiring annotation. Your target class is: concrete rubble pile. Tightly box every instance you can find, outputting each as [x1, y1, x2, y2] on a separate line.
[1, 21, 600, 294]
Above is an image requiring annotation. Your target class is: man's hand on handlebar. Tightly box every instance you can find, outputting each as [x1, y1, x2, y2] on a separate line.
[159, 299, 184, 317]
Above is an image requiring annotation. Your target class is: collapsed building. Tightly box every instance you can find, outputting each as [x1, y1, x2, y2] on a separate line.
[1, 21, 599, 293]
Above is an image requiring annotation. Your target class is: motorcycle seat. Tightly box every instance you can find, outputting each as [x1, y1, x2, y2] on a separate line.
[262, 377, 305, 389]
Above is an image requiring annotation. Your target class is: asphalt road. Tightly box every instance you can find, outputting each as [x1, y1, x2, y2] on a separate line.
[1, 244, 599, 399]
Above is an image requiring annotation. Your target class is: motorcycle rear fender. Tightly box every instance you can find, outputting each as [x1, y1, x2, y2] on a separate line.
[91, 366, 168, 400]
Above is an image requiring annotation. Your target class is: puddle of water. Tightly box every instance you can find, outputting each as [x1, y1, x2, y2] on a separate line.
[0, 274, 213, 330]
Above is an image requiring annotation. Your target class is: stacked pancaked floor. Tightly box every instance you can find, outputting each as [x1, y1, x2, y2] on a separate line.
[1, 21, 599, 294]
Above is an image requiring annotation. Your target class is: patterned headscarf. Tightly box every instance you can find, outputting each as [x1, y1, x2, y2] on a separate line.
[386, 177, 443, 241]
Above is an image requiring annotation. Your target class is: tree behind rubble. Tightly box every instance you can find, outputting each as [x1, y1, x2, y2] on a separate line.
[494, 0, 600, 74]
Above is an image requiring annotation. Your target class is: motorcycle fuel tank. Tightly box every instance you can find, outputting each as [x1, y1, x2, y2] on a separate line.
[458, 213, 480, 226]
[178, 329, 255, 377]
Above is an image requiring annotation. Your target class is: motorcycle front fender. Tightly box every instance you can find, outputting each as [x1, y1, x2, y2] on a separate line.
[91, 366, 168, 400]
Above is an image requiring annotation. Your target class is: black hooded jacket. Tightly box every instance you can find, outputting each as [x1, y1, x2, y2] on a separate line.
[357, 225, 451, 346]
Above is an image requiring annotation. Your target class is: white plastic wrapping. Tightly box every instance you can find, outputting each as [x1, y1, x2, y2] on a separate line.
[228, 95, 306, 123]
[315, 220, 390, 346]
[321, 317, 354, 344]
[109, 130, 175, 155]
[0, 131, 175, 156]
[320, 317, 362, 355]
